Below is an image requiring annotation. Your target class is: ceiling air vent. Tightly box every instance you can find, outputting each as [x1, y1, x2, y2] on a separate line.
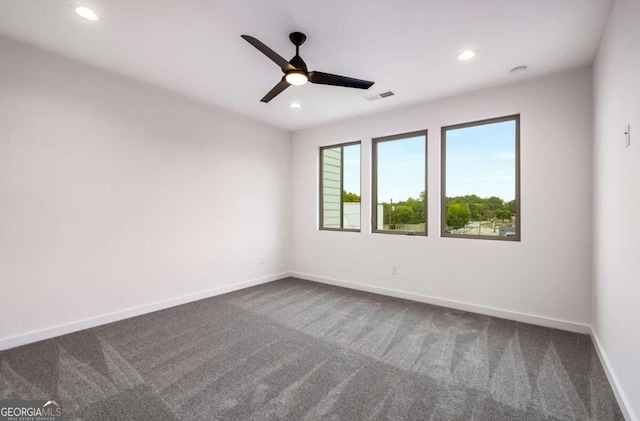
[366, 90, 395, 101]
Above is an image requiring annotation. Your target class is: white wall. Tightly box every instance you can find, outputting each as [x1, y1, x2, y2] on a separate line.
[291, 68, 594, 329]
[1, 18, 634, 414]
[0, 36, 290, 346]
[593, 0, 640, 418]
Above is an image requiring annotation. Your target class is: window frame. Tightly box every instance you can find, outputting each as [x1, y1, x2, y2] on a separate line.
[319, 140, 362, 232]
[440, 114, 521, 241]
[371, 130, 428, 236]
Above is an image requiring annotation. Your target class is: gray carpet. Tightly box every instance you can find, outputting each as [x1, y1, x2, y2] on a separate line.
[0, 277, 624, 420]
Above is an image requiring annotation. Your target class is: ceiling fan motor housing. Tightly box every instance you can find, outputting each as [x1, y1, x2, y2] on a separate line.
[289, 32, 307, 47]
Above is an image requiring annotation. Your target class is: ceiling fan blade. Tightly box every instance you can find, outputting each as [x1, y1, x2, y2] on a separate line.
[241, 35, 295, 72]
[308, 71, 374, 89]
[261, 79, 291, 103]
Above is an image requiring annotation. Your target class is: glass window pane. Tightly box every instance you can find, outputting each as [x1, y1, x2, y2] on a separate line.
[320, 142, 360, 231]
[442, 116, 519, 240]
[342, 144, 361, 229]
[373, 132, 426, 234]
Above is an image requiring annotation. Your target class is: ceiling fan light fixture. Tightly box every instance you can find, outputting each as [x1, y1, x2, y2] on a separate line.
[285, 71, 308, 86]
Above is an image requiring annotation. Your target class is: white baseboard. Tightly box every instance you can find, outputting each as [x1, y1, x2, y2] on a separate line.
[3, 271, 632, 419]
[291, 271, 591, 334]
[590, 328, 637, 421]
[0, 272, 290, 351]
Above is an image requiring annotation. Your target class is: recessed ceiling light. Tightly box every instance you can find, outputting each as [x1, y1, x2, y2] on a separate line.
[73, 5, 99, 21]
[458, 49, 477, 61]
[290, 102, 301, 109]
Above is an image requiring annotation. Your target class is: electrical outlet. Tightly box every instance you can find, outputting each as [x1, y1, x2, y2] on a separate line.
[392, 266, 398, 275]
[260, 257, 265, 265]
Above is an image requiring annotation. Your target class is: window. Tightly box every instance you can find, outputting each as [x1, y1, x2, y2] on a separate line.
[319, 141, 361, 231]
[372, 131, 427, 235]
[441, 114, 520, 241]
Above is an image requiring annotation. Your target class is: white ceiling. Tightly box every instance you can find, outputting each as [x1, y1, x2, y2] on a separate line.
[0, 0, 614, 130]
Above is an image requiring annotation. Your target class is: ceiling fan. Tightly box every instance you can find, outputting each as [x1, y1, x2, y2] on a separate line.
[241, 32, 375, 103]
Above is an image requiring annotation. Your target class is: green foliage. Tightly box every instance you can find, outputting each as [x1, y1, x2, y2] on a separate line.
[380, 192, 513, 228]
[505, 200, 516, 214]
[380, 192, 426, 226]
[495, 208, 512, 221]
[343, 191, 361, 203]
[469, 203, 485, 220]
[446, 203, 471, 229]
[485, 196, 504, 210]
[404, 198, 425, 223]
[445, 195, 514, 223]
[393, 205, 413, 223]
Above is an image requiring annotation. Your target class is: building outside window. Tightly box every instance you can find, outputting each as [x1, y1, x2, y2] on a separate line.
[319, 141, 361, 231]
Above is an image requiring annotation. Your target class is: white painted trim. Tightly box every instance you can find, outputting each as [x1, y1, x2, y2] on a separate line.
[591, 328, 637, 421]
[291, 271, 591, 334]
[3, 271, 632, 419]
[0, 272, 289, 351]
